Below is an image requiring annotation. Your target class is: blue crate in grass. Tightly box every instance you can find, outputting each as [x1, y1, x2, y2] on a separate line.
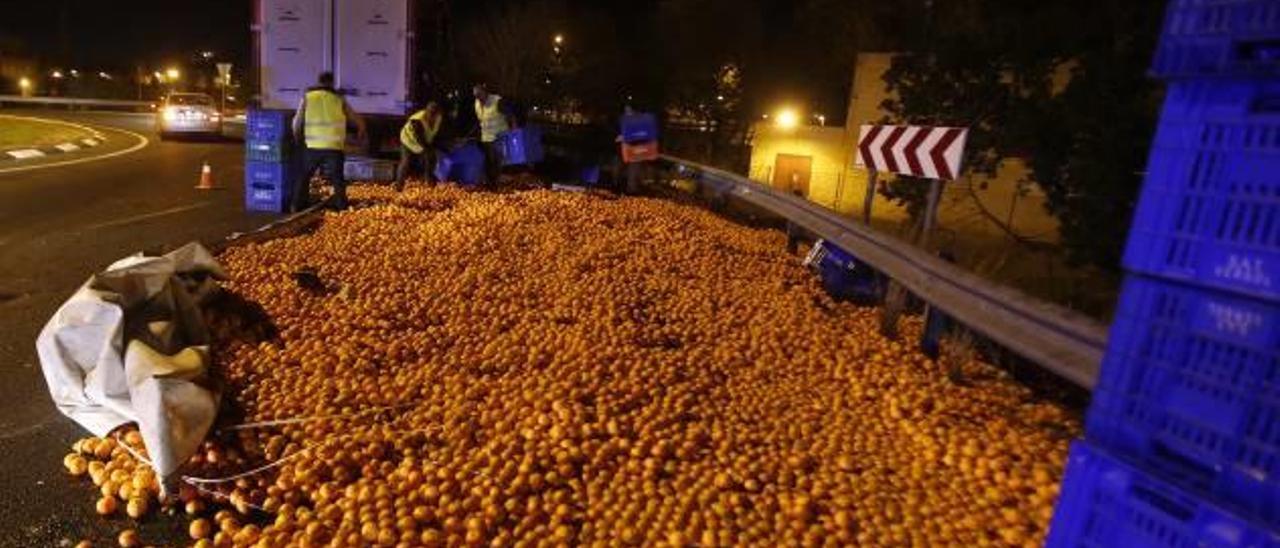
[246, 109, 293, 142]
[434, 144, 484, 186]
[1087, 275, 1280, 525]
[1151, 0, 1280, 78]
[1047, 441, 1279, 548]
[244, 161, 293, 213]
[804, 240, 882, 304]
[496, 127, 544, 166]
[1124, 79, 1280, 301]
[620, 113, 658, 143]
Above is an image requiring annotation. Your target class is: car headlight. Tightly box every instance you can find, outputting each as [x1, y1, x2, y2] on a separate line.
[162, 107, 179, 121]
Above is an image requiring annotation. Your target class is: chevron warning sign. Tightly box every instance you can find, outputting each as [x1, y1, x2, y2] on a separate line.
[856, 125, 969, 181]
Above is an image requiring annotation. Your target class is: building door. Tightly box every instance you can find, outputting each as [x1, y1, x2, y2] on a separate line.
[773, 154, 812, 197]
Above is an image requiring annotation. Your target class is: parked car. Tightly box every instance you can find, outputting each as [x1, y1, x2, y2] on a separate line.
[156, 93, 221, 139]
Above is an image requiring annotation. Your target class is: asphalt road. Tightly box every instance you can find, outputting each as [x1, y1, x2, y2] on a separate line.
[0, 109, 281, 546]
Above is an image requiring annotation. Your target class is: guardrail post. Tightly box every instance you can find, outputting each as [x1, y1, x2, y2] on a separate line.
[862, 171, 878, 225]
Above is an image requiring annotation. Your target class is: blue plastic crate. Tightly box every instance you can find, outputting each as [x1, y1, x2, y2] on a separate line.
[1087, 275, 1280, 524]
[244, 161, 294, 213]
[804, 240, 882, 303]
[1152, 0, 1280, 78]
[246, 109, 293, 142]
[1048, 441, 1279, 548]
[620, 113, 658, 144]
[497, 127, 544, 166]
[245, 139, 293, 163]
[434, 144, 485, 186]
[1124, 79, 1280, 301]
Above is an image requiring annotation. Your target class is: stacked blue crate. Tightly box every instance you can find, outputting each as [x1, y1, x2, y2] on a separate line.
[244, 109, 296, 213]
[1050, 1, 1280, 545]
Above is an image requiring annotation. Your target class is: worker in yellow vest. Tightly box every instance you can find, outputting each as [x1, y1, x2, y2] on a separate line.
[395, 101, 444, 191]
[472, 83, 518, 187]
[291, 72, 366, 211]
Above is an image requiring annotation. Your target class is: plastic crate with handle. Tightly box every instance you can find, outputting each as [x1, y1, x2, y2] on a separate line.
[1047, 441, 1279, 547]
[244, 161, 294, 213]
[1124, 79, 1280, 301]
[1151, 0, 1280, 79]
[246, 109, 293, 143]
[1086, 274, 1280, 525]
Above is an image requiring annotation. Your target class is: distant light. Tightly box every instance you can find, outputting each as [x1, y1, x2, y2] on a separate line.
[51, 70, 64, 79]
[98, 71, 112, 80]
[201, 51, 214, 59]
[775, 108, 799, 129]
[716, 95, 724, 101]
[69, 69, 79, 77]
[153, 71, 164, 82]
[227, 96, 236, 101]
[166, 68, 180, 80]
[19, 77, 31, 89]
[816, 114, 826, 127]
[553, 34, 564, 45]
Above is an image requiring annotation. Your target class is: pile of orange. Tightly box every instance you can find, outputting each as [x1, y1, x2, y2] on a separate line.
[65, 185, 1077, 547]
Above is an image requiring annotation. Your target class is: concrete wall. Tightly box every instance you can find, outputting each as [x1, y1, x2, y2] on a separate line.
[748, 52, 1062, 243]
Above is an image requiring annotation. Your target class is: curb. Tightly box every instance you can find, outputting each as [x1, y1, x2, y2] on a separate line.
[0, 136, 107, 162]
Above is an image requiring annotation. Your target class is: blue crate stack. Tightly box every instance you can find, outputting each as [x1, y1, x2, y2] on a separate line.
[1049, 1, 1280, 544]
[244, 109, 296, 213]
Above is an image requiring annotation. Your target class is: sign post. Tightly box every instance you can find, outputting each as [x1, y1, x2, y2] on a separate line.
[855, 124, 968, 242]
[216, 63, 233, 114]
[855, 124, 969, 341]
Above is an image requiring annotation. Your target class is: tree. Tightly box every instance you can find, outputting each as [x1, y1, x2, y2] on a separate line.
[456, 1, 563, 103]
[874, 0, 1164, 270]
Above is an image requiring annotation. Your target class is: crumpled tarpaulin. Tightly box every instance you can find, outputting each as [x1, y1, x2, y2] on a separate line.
[36, 242, 224, 495]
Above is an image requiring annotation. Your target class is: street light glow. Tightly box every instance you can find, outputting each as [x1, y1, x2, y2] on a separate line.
[19, 77, 31, 89]
[166, 68, 180, 80]
[51, 70, 64, 79]
[98, 71, 112, 80]
[775, 108, 799, 129]
[554, 34, 564, 45]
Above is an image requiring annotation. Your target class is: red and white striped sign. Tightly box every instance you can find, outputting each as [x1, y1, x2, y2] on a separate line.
[856, 125, 969, 181]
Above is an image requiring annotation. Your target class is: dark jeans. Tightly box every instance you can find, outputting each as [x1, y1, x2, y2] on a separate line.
[480, 141, 502, 186]
[396, 145, 438, 190]
[294, 148, 346, 211]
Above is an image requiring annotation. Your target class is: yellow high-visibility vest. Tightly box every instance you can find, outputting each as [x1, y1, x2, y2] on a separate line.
[475, 95, 509, 143]
[400, 110, 441, 154]
[302, 88, 346, 150]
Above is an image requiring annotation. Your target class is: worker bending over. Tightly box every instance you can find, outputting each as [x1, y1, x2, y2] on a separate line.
[396, 101, 444, 191]
[472, 83, 518, 186]
[292, 71, 365, 211]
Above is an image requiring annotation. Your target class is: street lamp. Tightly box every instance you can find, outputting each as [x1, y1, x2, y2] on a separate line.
[19, 77, 31, 96]
[815, 114, 826, 127]
[166, 68, 180, 80]
[775, 108, 799, 130]
[51, 70, 64, 79]
[554, 34, 564, 45]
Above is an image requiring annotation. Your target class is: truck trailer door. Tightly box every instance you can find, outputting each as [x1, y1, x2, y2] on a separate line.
[334, 0, 411, 116]
[256, 0, 333, 110]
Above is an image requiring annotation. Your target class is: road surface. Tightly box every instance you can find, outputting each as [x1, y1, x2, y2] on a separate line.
[0, 109, 280, 546]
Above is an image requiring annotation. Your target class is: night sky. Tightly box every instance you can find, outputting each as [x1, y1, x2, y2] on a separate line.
[0, 1, 250, 70]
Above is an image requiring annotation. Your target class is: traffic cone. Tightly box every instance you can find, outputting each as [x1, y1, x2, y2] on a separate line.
[195, 162, 217, 190]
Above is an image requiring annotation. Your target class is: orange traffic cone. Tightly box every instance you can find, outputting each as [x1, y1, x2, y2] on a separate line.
[195, 162, 217, 190]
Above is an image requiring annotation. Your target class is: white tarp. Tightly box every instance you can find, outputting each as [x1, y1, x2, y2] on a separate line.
[36, 242, 224, 494]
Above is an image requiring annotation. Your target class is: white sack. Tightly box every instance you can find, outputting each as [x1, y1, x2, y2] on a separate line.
[36, 242, 225, 491]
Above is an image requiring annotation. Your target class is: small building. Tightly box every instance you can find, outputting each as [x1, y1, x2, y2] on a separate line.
[748, 53, 1061, 243]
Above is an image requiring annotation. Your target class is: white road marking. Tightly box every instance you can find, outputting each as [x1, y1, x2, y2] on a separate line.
[6, 149, 44, 159]
[84, 201, 214, 231]
[82, 138, 100, 146]
[55, 143, 81, 152]
[0, 125, 148, 175]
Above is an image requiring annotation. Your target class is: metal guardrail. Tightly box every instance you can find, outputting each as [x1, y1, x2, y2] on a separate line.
[0, 95, 154, 109]
[659, 154, 1106, 390]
